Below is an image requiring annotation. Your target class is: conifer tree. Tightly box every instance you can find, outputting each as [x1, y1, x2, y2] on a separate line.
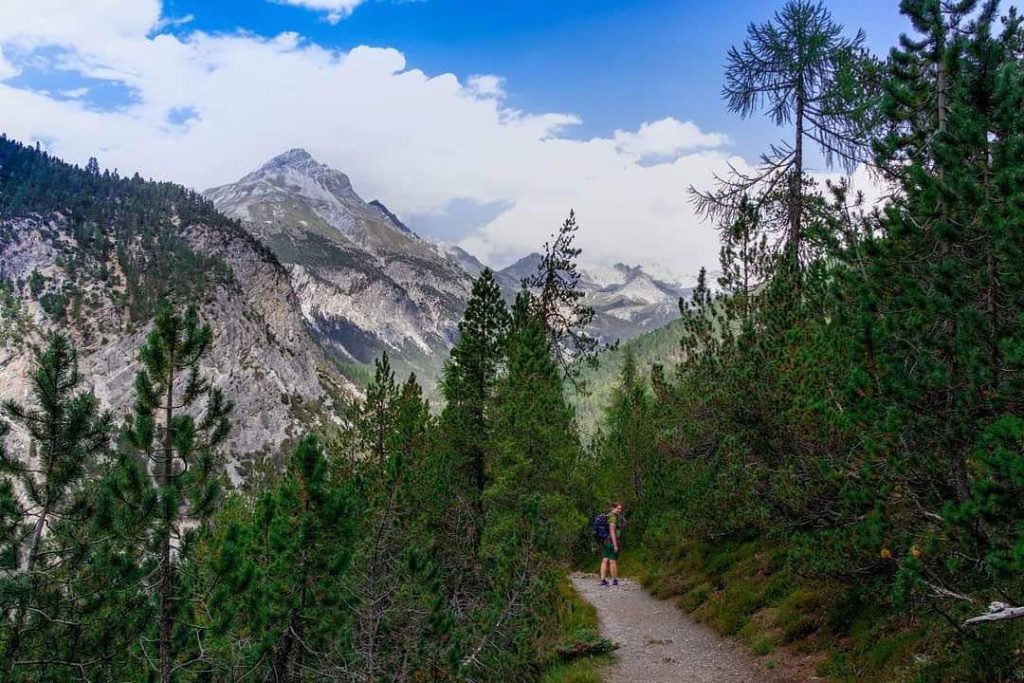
[357, 352, 400, 461]
[442, 269, 509, 518]
[524, 211, 598, 386]
[693, 0, 872, 271]
[0, 333, 110, 678]
[124, 301, 231, 682]
[354, 372, 456, 679]
[718, 194, 773, 325]
[471, 291, 584, 671]
[599, 349, 659, 523]
[1, 333, 111, 572]
[835, 0, 1024, 618]
[215, 434, 355, 681]
[0, 423, 20, 572]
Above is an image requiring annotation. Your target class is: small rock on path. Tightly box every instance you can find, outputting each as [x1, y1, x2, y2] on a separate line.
[571, 572, 783, 683]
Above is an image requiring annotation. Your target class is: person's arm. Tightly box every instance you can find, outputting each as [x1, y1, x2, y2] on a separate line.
[610, 522, 618, 551]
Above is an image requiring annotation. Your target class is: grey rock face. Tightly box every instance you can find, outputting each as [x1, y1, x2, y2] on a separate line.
[0, 216, 353, 480]
[206, 150, 476, 394]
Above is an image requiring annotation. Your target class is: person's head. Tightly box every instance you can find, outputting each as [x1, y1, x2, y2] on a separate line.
[611, 501, 623, 514]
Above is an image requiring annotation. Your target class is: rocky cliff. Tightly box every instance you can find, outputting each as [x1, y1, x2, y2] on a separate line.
[0, 139, 353, 478]
[205, 150, 475, 394]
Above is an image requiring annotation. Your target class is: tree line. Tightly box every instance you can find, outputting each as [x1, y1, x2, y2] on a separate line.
[0, 262, 595, 681]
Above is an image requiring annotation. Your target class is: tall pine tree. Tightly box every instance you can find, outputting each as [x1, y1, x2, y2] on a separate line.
[124, 301, 231, 682]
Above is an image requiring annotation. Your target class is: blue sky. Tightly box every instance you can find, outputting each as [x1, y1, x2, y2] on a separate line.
[0, 0, 902, 277]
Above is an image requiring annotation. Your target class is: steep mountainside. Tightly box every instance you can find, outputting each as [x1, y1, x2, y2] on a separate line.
[205, 150, 475, 393]
[0, 138, 352, 479]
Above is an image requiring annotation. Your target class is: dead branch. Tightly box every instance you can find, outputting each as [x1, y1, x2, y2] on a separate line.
[963, 602, 1024, 627]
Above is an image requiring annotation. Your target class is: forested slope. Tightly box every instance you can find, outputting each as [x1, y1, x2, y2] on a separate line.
[0, 136, 351, 465]
[589, 1, 1024, 680]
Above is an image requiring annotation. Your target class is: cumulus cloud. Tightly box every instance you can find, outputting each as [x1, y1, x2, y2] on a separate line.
[0, 0, 769, 280]
[272, 0, 367, 24]
[466, 74, 506, 99]
[613, 118, 731, 161]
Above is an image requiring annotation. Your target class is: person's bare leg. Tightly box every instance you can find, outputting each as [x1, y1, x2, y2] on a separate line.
[610, 560, 618, 580]
[600, 558, 609, 581]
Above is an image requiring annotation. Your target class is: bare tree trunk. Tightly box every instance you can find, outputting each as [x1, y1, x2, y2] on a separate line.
[159, 365, 175, 683]
[791, 87, 805, 274]
[24, 418, 59, 572]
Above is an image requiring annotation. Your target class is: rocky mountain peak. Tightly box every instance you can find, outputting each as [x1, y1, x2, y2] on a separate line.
[246, 148, 355, 197]
[261, 147, 315, 168]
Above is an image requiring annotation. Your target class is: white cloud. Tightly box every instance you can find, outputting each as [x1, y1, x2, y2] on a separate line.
[613, 118, 731, 161]
[0, 0, 765, 280]
[466, 74, 505, 99]
[60, 87, 90, 98]
[271, 0, 367, 24]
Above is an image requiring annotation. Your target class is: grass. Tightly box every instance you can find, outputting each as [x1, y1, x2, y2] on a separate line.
[540, 577, 617, 683]
[541, 657, 608, 683]
[612, 536, 1024, 682]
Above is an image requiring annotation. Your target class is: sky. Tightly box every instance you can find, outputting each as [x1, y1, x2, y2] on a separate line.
[0, 0, 902, 281]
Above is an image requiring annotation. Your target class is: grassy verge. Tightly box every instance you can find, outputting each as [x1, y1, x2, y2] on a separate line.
[539, 577, 617, 683]
[610, 540, 1020, 682]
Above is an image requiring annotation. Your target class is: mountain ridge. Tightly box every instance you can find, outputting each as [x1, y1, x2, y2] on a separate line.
[0, 137, 353, 472]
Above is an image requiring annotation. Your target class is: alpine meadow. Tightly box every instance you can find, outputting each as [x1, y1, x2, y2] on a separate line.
[1, 0, 1024, 681]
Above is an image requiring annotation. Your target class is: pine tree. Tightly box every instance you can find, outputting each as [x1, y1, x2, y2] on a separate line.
[225, 434, 355, 681]
[718, 194, 774, 325]
[693, 0, 873, 271]
[599, 349, 659, 524]
[524, 211, 598, 386]
[357, 352, 400, 461]
[472, 291, 584, 672]
[1, 333, 111, 572]
[0, 422, 20, 572]
[837, 0, 1024, 617]
[0, 333, 111, 678]
[441, 269, 509, 521]
[124, 301, 231, 682]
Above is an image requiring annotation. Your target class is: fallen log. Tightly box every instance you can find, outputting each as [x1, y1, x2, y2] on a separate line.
[963, 602, 1024, 627]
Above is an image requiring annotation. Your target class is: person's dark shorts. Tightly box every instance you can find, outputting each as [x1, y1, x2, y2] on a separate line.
[602, 541, 619, 560]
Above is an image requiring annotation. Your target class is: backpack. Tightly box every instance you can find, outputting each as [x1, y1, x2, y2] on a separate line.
[590, 513, 610, 542]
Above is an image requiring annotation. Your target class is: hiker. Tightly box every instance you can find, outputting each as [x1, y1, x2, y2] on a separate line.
[595, 502, 624, 586]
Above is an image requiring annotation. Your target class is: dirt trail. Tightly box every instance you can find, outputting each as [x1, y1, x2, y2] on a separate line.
[571, 572, 785, 683]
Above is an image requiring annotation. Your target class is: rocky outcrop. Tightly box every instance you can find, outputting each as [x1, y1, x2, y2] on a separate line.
[0, 216, 353, 479]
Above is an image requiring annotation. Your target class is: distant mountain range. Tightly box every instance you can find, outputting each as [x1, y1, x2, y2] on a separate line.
[206, 149, 690, 391]
[0, 139, 688, 467]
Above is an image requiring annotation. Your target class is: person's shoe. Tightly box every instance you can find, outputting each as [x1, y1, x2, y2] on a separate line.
[600, 579, 609, 586]
[612, 579, 619, 586]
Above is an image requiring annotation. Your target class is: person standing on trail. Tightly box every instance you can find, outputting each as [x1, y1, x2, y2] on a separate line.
[597, 502, 623, 586]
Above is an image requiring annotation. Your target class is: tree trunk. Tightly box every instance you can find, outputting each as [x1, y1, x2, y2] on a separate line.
[791, 86, 805, 275]
[265, 610, 296, 683]
[159, 366, 175, 683]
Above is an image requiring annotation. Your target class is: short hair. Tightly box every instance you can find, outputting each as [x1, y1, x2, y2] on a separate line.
[612, 501, 623, 509]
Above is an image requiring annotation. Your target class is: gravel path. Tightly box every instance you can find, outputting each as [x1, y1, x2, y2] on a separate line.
[571, 572, 782, 683]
